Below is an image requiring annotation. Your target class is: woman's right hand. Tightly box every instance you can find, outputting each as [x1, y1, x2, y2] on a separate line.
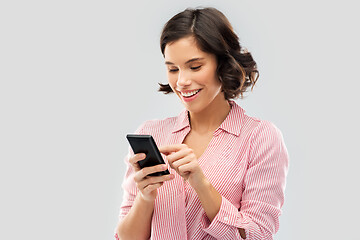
[129, 153, 175, 202]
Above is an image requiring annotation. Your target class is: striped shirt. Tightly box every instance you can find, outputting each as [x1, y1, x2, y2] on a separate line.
[116, 101, 289, 239]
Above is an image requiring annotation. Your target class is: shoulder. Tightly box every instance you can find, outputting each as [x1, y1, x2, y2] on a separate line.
[135, 116, 179, 135]
[224, 101, 284, 140]
[133, 115, 182, 145]
[253, 119, 283, 138]
[241, 112, 285, 146]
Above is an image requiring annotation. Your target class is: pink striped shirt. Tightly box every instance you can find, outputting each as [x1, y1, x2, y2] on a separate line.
[116, 101, 289, 239]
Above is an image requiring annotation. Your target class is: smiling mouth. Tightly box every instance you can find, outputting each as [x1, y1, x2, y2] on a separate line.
[179, 89, 201, 98]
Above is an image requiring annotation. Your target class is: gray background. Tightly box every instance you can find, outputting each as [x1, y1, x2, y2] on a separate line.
[1, 0, 359, 239]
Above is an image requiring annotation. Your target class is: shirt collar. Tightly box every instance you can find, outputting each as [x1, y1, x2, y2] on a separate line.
[172, 100, 245, 136]
[172, 109, 191, 133]
[216, 100, 244, 137]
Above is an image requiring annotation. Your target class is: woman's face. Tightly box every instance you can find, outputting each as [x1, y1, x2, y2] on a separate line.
[164, 36, 225, 114]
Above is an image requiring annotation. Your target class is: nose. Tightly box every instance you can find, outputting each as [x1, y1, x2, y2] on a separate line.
[176, 70, 191, 87]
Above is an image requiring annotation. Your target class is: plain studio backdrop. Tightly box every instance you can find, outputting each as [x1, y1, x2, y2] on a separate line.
[0, 0, 359, 239]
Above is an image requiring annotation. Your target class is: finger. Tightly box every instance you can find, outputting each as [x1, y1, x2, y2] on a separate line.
[177, 161, 198, 176]
[128, 153, 146, 171]
[159, 144, 188, 155]
[137, 174, 174, 190]
[129, 153, 146, 165]
[170, 155, 193, 171]
[166, 148, 194, 164]
[142, 182, 163, 195]
[133, 164, 168, 182]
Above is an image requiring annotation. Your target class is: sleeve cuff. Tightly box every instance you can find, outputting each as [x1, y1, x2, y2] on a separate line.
[202, 196, 251, 239]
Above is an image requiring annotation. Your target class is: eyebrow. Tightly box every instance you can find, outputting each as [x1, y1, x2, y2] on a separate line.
[165, 57, 205, 65]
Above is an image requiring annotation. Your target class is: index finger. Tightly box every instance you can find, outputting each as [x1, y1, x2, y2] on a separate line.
[159, 144, 187, 155]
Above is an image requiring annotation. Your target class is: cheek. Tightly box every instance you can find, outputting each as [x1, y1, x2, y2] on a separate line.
[167, 74, 177, 89]
[197, 69, 220, 87]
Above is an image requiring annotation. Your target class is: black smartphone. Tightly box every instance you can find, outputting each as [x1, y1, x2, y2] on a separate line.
[126, 134, 170, 176]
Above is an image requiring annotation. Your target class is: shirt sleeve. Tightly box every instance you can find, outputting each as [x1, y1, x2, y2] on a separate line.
[202, 120, 289, 239]
[118, 122, 151, 220]
[114, 233, 119, 240]
[118, 150, 138, 220]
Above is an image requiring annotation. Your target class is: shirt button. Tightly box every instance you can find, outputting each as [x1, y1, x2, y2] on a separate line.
[224, 217, 229, 221]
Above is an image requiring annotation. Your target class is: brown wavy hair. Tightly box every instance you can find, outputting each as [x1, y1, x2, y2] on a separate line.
[159, 7, 259, 99]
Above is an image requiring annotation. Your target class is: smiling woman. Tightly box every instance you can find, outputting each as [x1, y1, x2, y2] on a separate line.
[164, 36, 223, 113]
[115, 7, 288, 240]
[158, 8, 258, 100]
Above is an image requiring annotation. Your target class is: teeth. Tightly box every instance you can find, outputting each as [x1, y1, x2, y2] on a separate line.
[181, 89, 200, 97]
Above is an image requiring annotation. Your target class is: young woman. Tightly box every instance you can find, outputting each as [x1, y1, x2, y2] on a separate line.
[115, 7, 289, 240]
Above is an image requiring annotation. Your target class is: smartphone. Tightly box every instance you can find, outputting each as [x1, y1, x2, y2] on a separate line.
[126, 134, 170, 176]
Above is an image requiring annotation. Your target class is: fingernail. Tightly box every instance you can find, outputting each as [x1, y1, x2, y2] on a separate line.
[162, 165, 167, 170]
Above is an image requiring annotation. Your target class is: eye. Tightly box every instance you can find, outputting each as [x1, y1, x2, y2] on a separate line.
[169, 68, 179, 73]
[190, 65, 201, 70]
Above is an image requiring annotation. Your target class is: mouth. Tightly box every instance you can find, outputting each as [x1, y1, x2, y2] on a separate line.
[179, 89, 201, 98]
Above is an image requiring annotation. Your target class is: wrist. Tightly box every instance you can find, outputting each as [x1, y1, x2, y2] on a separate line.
[137, 193, 156, 205]
[190, 174, 210, 193]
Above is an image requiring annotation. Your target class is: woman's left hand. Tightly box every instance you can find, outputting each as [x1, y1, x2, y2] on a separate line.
[159, 144, 206, 188]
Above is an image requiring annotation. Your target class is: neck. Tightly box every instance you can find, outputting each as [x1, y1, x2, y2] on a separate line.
[188, 96, 231, 135]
